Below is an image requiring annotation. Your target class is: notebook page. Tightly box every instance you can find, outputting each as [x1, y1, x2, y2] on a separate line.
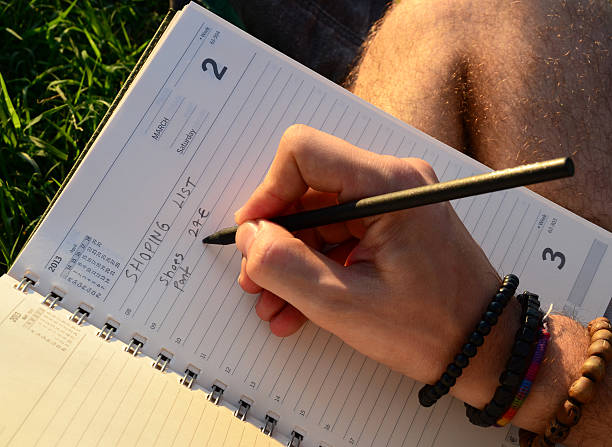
[9, 2, 612, 446]
[0, 274, 284, 447]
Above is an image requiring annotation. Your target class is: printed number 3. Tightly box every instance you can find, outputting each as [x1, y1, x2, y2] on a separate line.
[202, 58, 227, 80]
[542, 248, 566, 270]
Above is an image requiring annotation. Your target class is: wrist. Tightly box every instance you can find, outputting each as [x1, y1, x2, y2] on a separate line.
[449, 297, 523, 407]
[447, 303, 590, 432]
[503, 314, 589, 433]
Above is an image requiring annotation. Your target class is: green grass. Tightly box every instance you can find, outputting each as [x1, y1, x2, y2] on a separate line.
[0, 0, 239, 274]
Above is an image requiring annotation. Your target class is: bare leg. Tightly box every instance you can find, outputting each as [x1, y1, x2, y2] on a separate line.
[349, 0, 612, 230]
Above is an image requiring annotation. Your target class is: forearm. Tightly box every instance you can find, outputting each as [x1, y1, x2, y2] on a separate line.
[454, 311, 610, 446]
[512, 315, 589, 441]
[515, 314, 611, 446]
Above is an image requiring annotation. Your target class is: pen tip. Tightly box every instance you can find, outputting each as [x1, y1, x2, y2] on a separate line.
[564, 157, 575, 176]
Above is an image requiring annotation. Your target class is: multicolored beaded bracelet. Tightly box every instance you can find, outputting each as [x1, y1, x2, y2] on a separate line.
[519, 316, 612, 447]
[496, 322, 550, 427]
[418, 274, 519, 407]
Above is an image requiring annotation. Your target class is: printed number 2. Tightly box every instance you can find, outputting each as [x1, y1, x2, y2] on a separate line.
[542, 248, 566, 270]
[202, 58, 227, 80]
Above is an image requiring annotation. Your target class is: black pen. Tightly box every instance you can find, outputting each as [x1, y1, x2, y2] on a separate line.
[202, 157, 574, 245]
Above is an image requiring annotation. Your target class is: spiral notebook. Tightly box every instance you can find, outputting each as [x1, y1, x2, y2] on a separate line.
[3, 2, 612, 446]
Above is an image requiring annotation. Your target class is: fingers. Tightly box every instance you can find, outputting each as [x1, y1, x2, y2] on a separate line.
[235, 125, 435, 227]
[233, 125, 443, 338]
[296, 189, 352, 246]
[236, 219, 360, 323]
[255, 290, 307, 337]
[238, 257, 261, 294]
[269, 304, 308, 337]
[240, 223, 359, 337]
[255, 290, 285, 321]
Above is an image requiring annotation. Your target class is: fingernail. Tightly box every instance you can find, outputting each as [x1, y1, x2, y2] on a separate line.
[236, 220, 259, 257]
[234, 205, 244, 223]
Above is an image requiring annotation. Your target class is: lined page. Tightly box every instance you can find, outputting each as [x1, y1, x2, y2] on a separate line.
[0, 274, 284, 447]
[9, 2, 612, 446]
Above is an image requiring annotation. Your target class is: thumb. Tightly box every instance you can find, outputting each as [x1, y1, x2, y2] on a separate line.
[236, 220, 357, 322]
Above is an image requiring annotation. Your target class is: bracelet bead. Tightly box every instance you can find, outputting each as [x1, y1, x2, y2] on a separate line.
[417, 390, 436, 407]
[505, 280, 518, 288]
[454, 353, 469, 368]
[513, 339, 531, 357]
[587, 338, 612, 362]
[587, 317, 612, 336]
[506, 355, 524, 372]
[580, 355, 606, 382]
[568, 376, 596, 404]
[477, 320, 491, 335]
[591, 328, 612, 343]
[589, 337, 612, 360]
[494, 387, 514, 402]
[544, 419, 570, 443]
[526, 307, 540, 319]
[503, 276, 519, 288]
[446, 363, 462, 378]
[488, 300, 504, 315]
[462, 343, 477, 358]
[554, 400, 581, 427]
[433, 382, 449, 396]
[474, 411, 496, 427]
[525, 317, 539, 330]
[440, 373, 456, 387]
[519, 326, 538, 342]
[469, 332, 484, 346]
[495, 292, 510, 306]
[484, 311, 498, 325]
[500, 370, 521, 388]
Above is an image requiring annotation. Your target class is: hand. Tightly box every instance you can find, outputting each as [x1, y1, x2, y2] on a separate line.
[234, 124, 519, 404]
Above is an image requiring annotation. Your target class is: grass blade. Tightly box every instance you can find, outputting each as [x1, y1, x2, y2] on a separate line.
[28, 135, 68, 161]
[0, 71, 21, 130]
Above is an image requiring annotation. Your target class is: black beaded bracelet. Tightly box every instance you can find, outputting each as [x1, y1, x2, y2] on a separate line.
[464, 291, 543, 427]
[418, 274, 519, 407]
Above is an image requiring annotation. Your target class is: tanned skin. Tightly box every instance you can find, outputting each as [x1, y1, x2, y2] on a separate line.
[235, 1, 611, 445]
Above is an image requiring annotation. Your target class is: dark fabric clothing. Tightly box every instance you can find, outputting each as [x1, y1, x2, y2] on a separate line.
[226, 0, 390, 83]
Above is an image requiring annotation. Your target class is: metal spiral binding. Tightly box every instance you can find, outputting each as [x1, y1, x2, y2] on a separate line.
[261, 414, 277, 436]
[42, 291, 63, 309]
[180, 368, 198, 389]
[234, 399, 251, 421]
[208, 384, 224, 405]
[125, 338, 144, 356]
[97, 322, 117, 340]
[15, 274, 309, 446]
[152, 352, 171, 372]
[15, 276, 36, 293]
[69, 306, 90, 325]
[287, 431, 303, 447]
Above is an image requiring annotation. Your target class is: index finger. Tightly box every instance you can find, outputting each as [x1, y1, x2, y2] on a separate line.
[234, 124, 426, 224]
